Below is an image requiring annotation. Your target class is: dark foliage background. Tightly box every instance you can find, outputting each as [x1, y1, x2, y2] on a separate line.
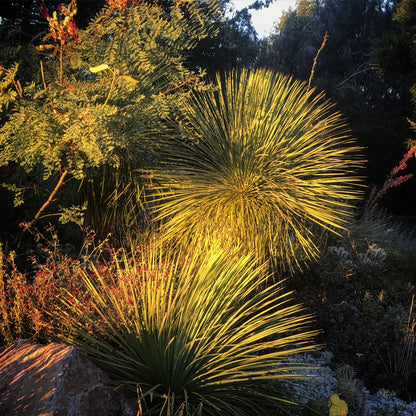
[257, 0, 416, 215]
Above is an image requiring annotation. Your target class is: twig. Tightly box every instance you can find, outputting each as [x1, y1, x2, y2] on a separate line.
[59, 39, 64, 86]
[308, 32, 329, 90]
[24, 161, 72, 230]
[104, 70, 117, 105]
[12, 79, 23, 98]
[40, 61, 48, 92]
[161, 75, 196, 95]
[338, 64, 370, 88]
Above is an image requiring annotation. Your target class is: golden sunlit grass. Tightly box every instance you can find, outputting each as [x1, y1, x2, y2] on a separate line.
[58, 240, 319, 415]
[150, 68, 365, 271]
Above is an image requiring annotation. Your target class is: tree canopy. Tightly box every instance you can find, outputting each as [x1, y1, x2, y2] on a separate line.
[0, 0, 222, 242]
[257, 0, 415, 213]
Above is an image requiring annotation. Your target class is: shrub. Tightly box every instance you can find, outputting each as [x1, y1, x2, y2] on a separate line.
[58, 241, 319, 415]
[0, 226, 107, 345]
[289, 213, 416, 401]
[0, 0, 221, 239]
[150, 68, 364, 272]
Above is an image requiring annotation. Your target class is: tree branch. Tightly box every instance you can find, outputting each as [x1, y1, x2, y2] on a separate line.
[338, 64, 371, 88]
[161, 75, 197, 95]
[24, 161, 72, 230]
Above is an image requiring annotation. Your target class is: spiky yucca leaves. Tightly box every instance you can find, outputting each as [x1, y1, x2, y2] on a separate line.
[150, 69, 364, 271]
[82, 161, 148, 243]
[59, 242, 318, 415]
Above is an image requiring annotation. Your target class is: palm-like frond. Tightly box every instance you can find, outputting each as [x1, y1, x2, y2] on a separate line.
[150, 69, 365, 271]
[59, 242, 319, 415]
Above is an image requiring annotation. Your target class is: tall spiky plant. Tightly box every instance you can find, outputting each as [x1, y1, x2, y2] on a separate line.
[149, 68, 365, 271]
[58, 242, 319, 415]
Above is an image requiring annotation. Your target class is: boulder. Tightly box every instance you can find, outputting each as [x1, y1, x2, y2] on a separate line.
[0, 339, 137, 416]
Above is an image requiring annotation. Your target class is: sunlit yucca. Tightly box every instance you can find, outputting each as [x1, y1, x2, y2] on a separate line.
[150, 69, 364, 271]
[59, 242, 318, 415]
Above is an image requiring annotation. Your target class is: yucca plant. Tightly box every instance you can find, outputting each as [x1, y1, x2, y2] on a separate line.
[149, 69, 364, 271]
[58, 241, 319, 415]
[82, 161, 148, 243]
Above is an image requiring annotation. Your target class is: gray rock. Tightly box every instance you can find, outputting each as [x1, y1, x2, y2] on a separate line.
[0, 339, 137, 416]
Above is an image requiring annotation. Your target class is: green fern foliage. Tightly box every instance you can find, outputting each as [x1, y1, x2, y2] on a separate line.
[0, 63, 20, 116]
[150, 68, 365, 271]
[0, 0, 221, 228]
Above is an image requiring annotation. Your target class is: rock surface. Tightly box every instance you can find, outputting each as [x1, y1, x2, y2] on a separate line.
[0, 339, 137, 416]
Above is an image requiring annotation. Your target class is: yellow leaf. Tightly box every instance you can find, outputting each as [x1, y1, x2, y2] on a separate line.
[42, 33, 52, 42]
[35, 44, 55, 51]
[16, 80, 23, 97]
[121, 75, 139, 84]
[89, 64, 109, 73]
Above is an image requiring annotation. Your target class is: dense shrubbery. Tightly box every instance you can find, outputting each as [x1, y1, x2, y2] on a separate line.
[0, 229, 321, 415]
[1, 1, 415, 415]
[0, 0, 221, 242]
[0, 226, 108, 344]
[289, 214, 416, 403]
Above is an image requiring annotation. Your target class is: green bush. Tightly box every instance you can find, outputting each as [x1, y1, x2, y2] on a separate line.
[0, 0, 220, 242]
[289, 213, 416, 400]
[328, 394, 348, 416]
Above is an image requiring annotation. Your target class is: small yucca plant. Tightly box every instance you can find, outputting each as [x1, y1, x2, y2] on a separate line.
[150, 69, 364, 271]
[59, 241, 319, 415]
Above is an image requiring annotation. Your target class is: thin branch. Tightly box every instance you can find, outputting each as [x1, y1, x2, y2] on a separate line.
[59, 39, 64, 86]
[338, 64, 370, 88]
[12, 79, 23, 98]
[40, 61, 48, 92]
[104, 70, 117, 105]
[24, 161, 72, 230]
[308, 32, 329, 90]
[161, 76, 196, 95]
